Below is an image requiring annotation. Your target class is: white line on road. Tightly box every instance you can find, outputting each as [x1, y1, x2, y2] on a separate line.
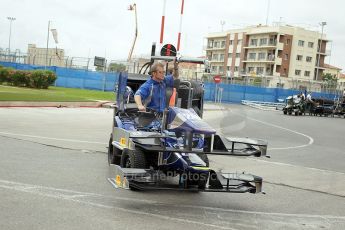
[0, 179, 237, 230]
[0, 131, 107, 145]
[227, 110, 314, 150]
[247, 116, 314, 150]
[1, 179, 345, 223]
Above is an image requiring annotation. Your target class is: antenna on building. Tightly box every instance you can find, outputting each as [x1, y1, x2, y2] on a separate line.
[265, 0, 270, 25]
[220, 20, 225, 32]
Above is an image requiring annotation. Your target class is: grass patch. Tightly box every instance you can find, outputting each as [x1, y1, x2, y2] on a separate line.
[0, 85, 115, 102]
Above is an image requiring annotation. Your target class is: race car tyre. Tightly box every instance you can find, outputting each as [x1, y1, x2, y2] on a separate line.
[187, 172, 209, 190]
[108, 134, 121, 165]
[190, 81, 203, 99]
[121, 149, 147, 169]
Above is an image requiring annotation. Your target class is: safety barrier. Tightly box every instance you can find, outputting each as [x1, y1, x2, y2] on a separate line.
[0, 61, 337, 103]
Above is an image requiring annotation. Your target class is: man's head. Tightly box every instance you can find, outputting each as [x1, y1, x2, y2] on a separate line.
[151, 62, 165, 82]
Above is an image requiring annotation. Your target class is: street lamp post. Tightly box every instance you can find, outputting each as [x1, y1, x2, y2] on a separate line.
[45, 20, 51, 69]
[315, 21, 326, 81]
[7, 17, 16, 60]
[127, 4, 137, 63]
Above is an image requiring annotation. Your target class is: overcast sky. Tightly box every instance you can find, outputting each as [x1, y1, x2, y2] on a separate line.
[1, 0, 344, 70]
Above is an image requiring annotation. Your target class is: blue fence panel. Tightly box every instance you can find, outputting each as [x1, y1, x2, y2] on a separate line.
[1, 61, 339, 101]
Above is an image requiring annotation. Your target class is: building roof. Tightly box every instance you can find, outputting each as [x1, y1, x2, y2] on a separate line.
[324, 63, 342, 71]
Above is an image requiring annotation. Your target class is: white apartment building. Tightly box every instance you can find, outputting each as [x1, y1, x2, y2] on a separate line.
[205, 24, 329, 90]
[26, 44, 65, 67]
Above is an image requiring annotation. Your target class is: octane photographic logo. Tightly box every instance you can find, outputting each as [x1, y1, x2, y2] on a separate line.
[129, 171, 244, 182]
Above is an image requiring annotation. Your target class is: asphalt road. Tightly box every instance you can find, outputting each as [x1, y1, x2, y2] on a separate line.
[0, 104, 344, 230]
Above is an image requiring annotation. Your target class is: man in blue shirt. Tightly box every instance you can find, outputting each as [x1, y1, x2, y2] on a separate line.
[134, 62, 179, 113]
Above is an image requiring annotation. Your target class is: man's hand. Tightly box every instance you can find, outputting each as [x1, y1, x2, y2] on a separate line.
[138, 104, 146, 111]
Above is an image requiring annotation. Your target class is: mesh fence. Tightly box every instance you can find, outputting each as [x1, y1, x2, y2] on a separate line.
[0, 61, 338, 102]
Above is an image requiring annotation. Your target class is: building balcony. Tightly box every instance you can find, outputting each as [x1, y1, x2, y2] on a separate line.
[210, 59, 224, 63]
[277, 42, 284, 50]
[275, 57, 282, 65]
[242, 58, 275, 63]
[316, 49, 331, 56]
[205, 45, 226, 50]
[243, 42, 278, 49]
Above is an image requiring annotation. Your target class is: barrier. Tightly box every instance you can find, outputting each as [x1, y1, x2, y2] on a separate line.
[0, 61, 337, 102]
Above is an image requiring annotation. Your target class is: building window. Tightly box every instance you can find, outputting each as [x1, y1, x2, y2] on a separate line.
[212, 53, 219, 61]
[227, 66, 231, 71]
[267, 53, 275, 61]
[304, 71, 310, 77]
[219, 66, 224, 73]
[248, 67, 255, 73]
[235, 53, 240, 58]
[260, 38, 267, 45]
[257, 67, 264, 74]
[286, 39, 291, 45]
[234, 66, 239, 72]
[219, 54, 224, 61]
[229, 40, 233, 45]
[258, 52, 266, 60]
[284, 54, 289, 60]
[248, 53, 256, 60]
[228, 53, 232, 57]
[221, 41, 225, 48]
[211, 66, 217, 72]
[306, 56, 312, 62]
[308, 42, 314, 48]
[237, 39, 242, 45]
[296, 55, 303, 61]
[298, 40, 304, 47]
[208, 40, 214, 48]
[250, 39, 258, 46]
[295, 69, 301, 75]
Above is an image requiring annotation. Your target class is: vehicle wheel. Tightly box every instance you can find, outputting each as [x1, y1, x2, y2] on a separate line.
[190, 81, 204, 99]
[283, 110, 287, 115]
[121, 149, 147, 169]
[108, 134, 121, 165]
[288, 111, 292, 115]
[295, 111, 298, 116]
[197, 153, 209, 167]
[187, 172, 209, 190]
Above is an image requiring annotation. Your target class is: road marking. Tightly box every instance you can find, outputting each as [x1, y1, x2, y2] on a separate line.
[0, 131, 107, 145]
[1, 178, 345, 223]
[249, 158, 345, 176]
[227, 110, 314, 150]
[0, 179, 237, 230]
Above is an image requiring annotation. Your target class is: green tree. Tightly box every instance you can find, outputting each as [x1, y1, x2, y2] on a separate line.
[108, 63, 126, 72]
[322, 73, 337, 82]
[322, 73, 338, 91]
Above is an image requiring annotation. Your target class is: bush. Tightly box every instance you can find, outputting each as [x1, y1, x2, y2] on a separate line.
[11, 70, 31, 87]
[0, 67, 10, 84]
[29, 70, 57, 89]
[0, 68, 56, 89]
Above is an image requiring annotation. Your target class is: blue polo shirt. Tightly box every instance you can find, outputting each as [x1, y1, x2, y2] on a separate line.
[135, 75, 174, 112]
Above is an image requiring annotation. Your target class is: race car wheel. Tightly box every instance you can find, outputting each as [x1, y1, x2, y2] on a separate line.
[187, 172, 209, 190]
[121, 149, 147, 169]
[190, 81, 203, 99]
[108, 134, 121, 165]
